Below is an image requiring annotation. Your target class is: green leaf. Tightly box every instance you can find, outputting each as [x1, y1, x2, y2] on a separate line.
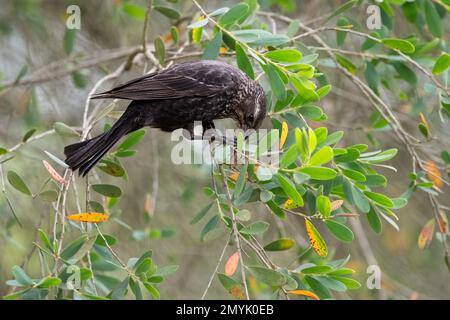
[154, 265, 179, 277]
[265, 49, 302, 63]
[111, 277, 130, 300]
[118, 129, 146, 150]
[325, 0, 357, 22]
[276, 173, 304, 207]
[424, 0, 442, 37]
[381, 38, 415, 53]
[154, 37, 165, 64]
[200, 214, 219, 241]
[37, 277, 61, 288]
[38, 190, 58, 202]
[300, 265, 333, 274]
[217, 273, 245, 300]
[432, 53, 450, 75]
[7, 171, 31, 195]
[122, 3, 146, 20]
[60, 235, 87, 261]
[53, 122, 80, 137]
[98, 160, 125, 177]
[335, 53, 357, 73]
[352, 185, 370, 213]
[153, 6, 180, 20]
[129, 278, 142, 300]
[266, 63, 286, 101]
[240, 221, 269, 235]
[316, 195, 331, 218]
[341, 168, 366, 182]
[4, 194, 22, 227]
[14, 65, 28, 85]
[202, 31, 222, 60]
[168, 25, 179, 44]
[22, 128, 36, 143]
[92, 184, 122, 198]
[190, 202, 213, 225]
[324, 220, 354, 243]
[63, 29, 77, 54]
[264, 238, 295, 251]
[135, 258, 153, 275]
[0, 147, 7, 155]
[336, 18, 349, 46]
[309, 146, 334, 166]
[38, 228, 53, 252]
[235, 43, 254, 79]
[218, 3, 249, 26]
[332, 276, 361, 290]
[12, 265, 34, 286]
[364, 191, 394, 208]
[247, 266, 287, 287]
[298, 167, 337, 180]
[95, 234, 117, 247]
[360, 148, 398, 163]
[367, 206, 382, 234]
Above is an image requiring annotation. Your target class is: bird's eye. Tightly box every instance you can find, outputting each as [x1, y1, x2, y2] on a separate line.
[248, 114, 254, 123]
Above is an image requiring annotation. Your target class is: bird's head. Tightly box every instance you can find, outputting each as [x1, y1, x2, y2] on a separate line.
[235, 84, 267, 133]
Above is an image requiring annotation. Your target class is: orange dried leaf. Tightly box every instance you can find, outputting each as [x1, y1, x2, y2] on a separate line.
[42, 160, 66, 185]
[163, 32, 173, 43]
[144, 193, 152, 217]
[423, 160, 443, 188]
[330, 199, 344, 211]
[437, 211, 448, 234]
[224, 252, 239, 277]
[229, 286, 245, 300]
[287, 290, 320, 300]
[280, 121, 288, 149]
[418, 219, 435, 250]
[305, 220, 328, 257]
[67, 212, 109, 223]
[219, 47, 228, 54]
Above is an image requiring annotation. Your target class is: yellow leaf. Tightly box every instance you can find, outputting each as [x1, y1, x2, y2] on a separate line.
[224, 252, 239, 277]
[42, 160, 66, 185]
[305, 220, 328, 257]
[67, 212, 109, 223]
[280, 121, 288, 149]
[219, 47, 228, 54]
[330, 199, 344, 211]
[287, 290, 320, 300]
[229, 172, 239, 181]
[283, 198, 300, 209]
[418, 219, 435, 250]
[423, 160, 443, 188]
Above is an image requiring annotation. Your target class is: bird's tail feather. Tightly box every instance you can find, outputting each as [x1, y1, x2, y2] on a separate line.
[64, 112, 139, 176]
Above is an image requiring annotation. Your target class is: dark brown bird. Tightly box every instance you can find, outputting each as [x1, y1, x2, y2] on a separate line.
[64, 60, 267, 176]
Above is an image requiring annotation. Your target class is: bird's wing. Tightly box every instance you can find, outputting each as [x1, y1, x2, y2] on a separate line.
[91, 69, 229, 101]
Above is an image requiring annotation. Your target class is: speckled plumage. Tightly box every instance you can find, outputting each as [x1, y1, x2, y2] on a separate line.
[64, 60, 267, 176]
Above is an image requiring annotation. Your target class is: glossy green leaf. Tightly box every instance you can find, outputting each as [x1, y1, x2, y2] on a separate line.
[92, 184, 122, 198]
[276, 173, 304, 206]
[264, 238, 295, 251]
[381, 38, 415, 53]
[265, 49, 302, 63]
[324, 220, 354, 242]
[298, 167, 337, 180]
[432, 53, 450, 75]
[240, 221, 269, 235]
[316, 195, 331, 218]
